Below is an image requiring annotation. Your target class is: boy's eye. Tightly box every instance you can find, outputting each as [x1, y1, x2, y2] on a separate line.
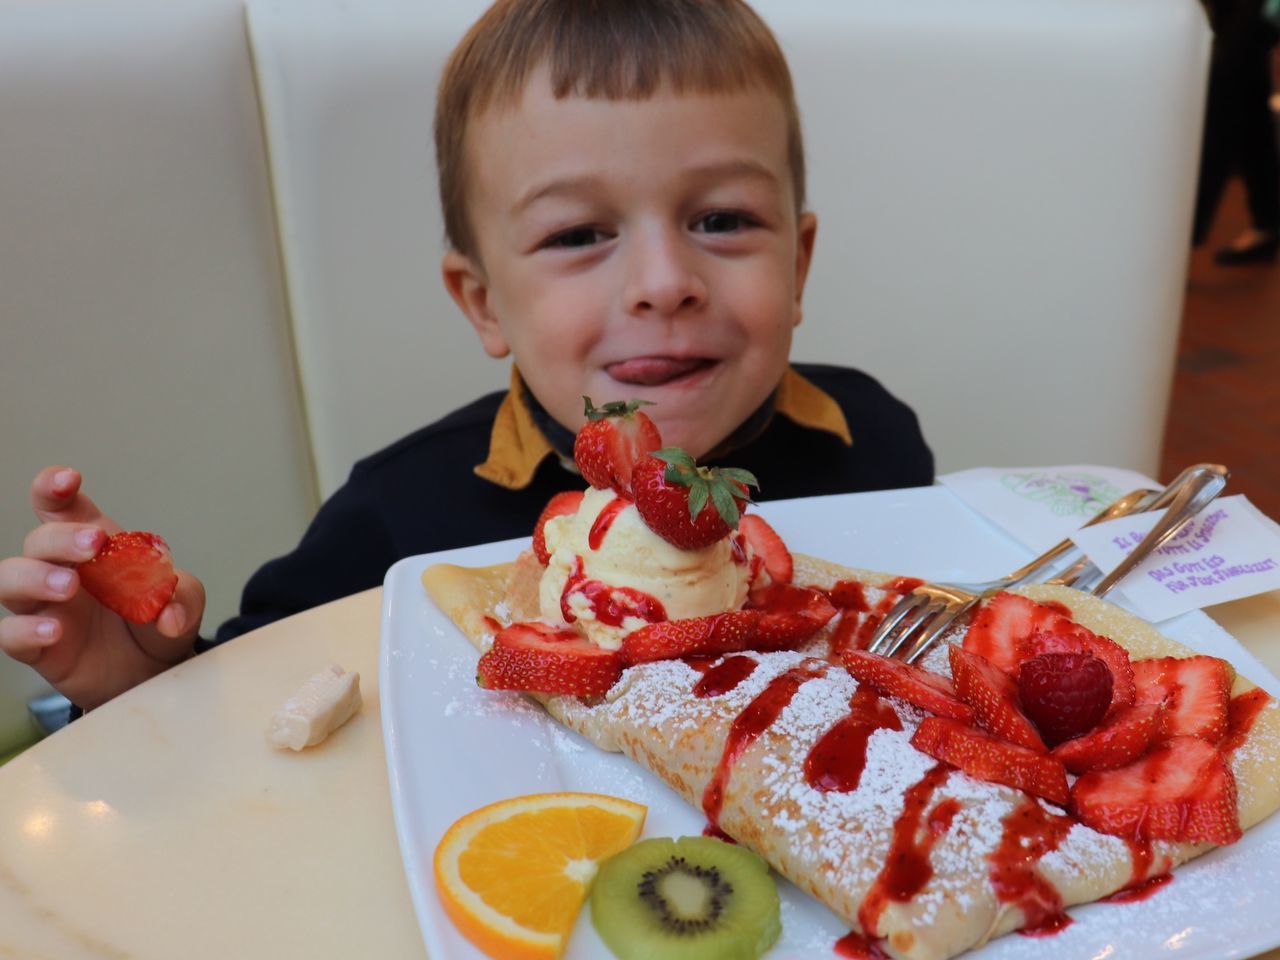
[694, 211, 753, 234]
[543, 226, 607, 249]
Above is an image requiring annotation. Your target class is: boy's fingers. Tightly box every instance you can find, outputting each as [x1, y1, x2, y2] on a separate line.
[0, 557, 79, 615]
[0, 615, 58, 665]
[29, 466, 121, 532]
[23, 523, 106, 565]
[140, 573, 205, 657]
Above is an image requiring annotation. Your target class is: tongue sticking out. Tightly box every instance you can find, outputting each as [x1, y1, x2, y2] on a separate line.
[606, 357, 712, 386]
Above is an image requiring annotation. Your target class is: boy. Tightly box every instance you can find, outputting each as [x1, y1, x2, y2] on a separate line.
[0, 0, 932, 712]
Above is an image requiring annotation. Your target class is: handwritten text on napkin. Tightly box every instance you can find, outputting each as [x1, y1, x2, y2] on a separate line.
[1070, 495, 1280, 621]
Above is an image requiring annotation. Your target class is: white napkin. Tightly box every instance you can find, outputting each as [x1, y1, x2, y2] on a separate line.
[1070, 495, 1280, 621]
[937, 464, 1157, 551]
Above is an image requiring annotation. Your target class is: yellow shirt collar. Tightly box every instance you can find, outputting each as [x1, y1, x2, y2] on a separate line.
[775, 367, 854, 445]
[474, 366, 852, 490]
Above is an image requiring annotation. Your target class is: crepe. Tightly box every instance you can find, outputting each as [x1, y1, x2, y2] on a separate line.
[422, 552, 1280, 960]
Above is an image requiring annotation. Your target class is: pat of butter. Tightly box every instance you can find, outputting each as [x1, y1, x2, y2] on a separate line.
[266, 664, 362, 751]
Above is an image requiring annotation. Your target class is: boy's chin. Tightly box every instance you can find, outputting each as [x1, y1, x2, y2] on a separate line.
[647, 415, 733, 461]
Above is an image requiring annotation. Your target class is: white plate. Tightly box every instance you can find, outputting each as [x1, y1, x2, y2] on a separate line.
[381, 486, 1280, 960]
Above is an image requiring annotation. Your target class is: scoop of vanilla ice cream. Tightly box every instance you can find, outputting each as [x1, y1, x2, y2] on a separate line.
[539, 486, 754, 650]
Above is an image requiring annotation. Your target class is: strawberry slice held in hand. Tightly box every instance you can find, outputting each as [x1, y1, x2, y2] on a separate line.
[477, 622, 622, 698]
[619, 610, 760, 665]
[630, 448, 757, 550]
[738, 514, 792, 584]
[842, 649, 975, 723]
[1071, 734, 1241, 845]
[1132, 655, 1234, 744]
[77, 531, 178, 624]
[912, 716, 1070, 806]
[572, 397, 662, 492]
[1051, 702, 1164, 774]
[532, 490, 584, 565]
[949, 645, 1046, 752]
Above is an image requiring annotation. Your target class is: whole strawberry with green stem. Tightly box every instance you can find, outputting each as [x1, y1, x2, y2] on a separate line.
[572, 397, 662, 492]
[631, 447, 758, 549]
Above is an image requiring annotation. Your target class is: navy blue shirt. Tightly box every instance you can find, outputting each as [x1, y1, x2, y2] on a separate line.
[211, 363, 933, 646]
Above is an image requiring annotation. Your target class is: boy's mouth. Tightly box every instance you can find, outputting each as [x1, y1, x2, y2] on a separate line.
[605, 357, 716, 387]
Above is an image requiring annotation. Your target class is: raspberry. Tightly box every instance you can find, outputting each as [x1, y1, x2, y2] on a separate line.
[1017, 653, 1113, 746]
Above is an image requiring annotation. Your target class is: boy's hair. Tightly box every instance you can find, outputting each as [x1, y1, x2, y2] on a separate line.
[435, 0, 806, 260]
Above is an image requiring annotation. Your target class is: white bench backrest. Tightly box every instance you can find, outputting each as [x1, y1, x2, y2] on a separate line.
[246, 0, 1209, 498]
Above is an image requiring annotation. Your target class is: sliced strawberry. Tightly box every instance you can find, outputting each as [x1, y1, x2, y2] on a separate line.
[912, 716, 1069, 805]
[1022, 628, 1135, 716]
[963, 592, 1069, 674]
[631, 450, 756, 550]
[1071, 735, 1241, 845]
[477, 621, 622, 697]
[748, 583, 837, 649]
[619, 610, 760, 665]
[1051, 702, 1164, 774]
[949, 645, 1046, 752]
[1017, 652, 1113, 746]
[738, 514, 792, 584]
[572, 398, 662, 492]
[77, 531, 178, 624]
[1132, 655, 1234, 744]
[843, 649, 976, 723]
[532, 490, 584, 565]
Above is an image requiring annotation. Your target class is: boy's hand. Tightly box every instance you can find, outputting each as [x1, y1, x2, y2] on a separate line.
[0, 467, 206, 711]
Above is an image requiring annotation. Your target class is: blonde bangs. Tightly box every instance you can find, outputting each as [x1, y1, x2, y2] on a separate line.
[436, 0, 805, 258]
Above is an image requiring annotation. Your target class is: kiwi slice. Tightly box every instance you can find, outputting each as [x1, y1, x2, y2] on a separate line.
[590, 835, 781, 960]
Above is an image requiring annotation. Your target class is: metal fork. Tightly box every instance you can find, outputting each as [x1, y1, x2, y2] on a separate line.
[866, 487, 1155, 663]
[1043, 462, 1229, 597]
[866, 463, 1228, 663]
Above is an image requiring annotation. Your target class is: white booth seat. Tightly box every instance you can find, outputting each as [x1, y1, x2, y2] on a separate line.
[246, 0, 1210, 499]
[0, 0, 317, 749]
[0, 0, 1209, 750]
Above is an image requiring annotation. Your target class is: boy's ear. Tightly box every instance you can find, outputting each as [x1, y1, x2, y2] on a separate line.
[442, 251, 511, 358]
[792, 212, 818, 328]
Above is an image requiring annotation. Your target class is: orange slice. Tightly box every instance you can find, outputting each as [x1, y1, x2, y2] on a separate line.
[433, 792, 647, 960]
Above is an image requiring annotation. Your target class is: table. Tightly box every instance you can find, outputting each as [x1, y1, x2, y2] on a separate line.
[1, 586, 1277, 959]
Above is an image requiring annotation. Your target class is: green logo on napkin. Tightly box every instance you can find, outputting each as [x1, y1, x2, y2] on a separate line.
[1000, 471, 1123, 518]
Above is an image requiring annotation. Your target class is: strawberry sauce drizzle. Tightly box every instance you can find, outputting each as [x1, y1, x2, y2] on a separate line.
[559, 556, 666, 627]
[588, 496, 630, 551]
[804, 687, 902, 793]
[858, 763, 954, 936]
[702, 662, 826, 832]
[823, 578, 923, 659]
[1222, 688, 1271, 754]
[482, 616, 501, 634]
[1122, 836, 1158, 887]
[988, 796, 1076, 936]
[701, 823, 737, 843]
[833, 931, 892, 958]
[1102, 872, 1172, 903]
[692, 655, 758, 698]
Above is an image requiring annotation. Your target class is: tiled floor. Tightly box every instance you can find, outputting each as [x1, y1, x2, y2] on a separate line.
[1160, 179, 1280, 522]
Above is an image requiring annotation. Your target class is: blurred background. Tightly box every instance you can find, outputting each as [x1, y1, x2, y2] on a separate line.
[1163, 7, 1280, 523]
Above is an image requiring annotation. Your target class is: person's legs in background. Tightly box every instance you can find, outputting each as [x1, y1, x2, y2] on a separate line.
[1212, 19, 1280, 263]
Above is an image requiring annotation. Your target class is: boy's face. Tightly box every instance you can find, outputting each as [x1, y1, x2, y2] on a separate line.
[443, 69, 817, 459]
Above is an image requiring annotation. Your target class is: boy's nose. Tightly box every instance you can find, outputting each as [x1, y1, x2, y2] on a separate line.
[622, 229, 706, 317]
